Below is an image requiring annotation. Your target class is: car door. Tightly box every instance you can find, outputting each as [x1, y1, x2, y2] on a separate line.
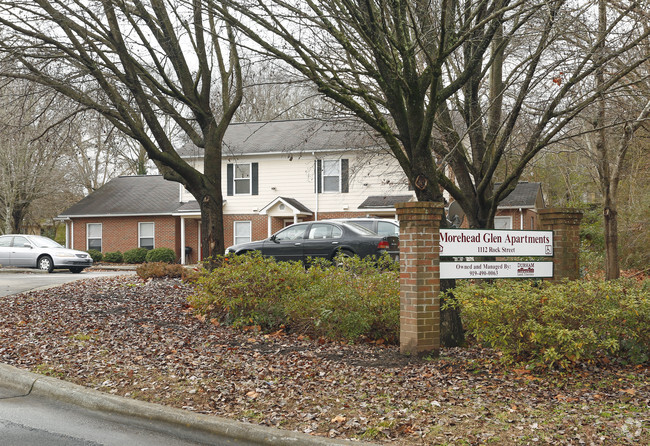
[261, 223, 308, 262]
[10, 236, 37, 267]
[302, 223, 344, 261]
[0, 236, 12, 267]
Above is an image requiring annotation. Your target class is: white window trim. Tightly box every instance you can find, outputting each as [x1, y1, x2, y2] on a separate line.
[138, 222, 155, 249]
[234, 220, 252, 245]
[87, 223, 102, 251]
[321, 159, 341, 193]
[234, 162, 252, 195]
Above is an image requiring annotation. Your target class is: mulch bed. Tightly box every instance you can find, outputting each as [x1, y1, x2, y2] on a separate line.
[1, 275, 647, 444]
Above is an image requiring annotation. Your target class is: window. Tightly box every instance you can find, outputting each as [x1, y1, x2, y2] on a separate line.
[308, 223, 342, 239]
[87, 223, 102, 251]
[377, 221, 399, 237]
[234, 163, 251, 194]
[274, 224, 308, 241]
[12, 236, 30, 248]
[139, 222, 155, 250]
[234, 221, 252, 245]
[227, 162, 258, 196]
[494, 216, 512, 230]
[322, 160, 340, 192]
[315, 159, 349, 193]
[0, 236, 11, 247]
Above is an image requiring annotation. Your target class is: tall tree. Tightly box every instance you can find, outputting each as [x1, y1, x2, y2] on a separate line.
[0, 0, 243, 263]
[213, 0, 650, 229]
[0, 80, 74, 233]
[585, 0, 650, 279]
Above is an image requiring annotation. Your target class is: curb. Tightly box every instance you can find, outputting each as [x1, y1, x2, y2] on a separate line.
[0, 363, 374, 446]
[0, 268, 48, 274]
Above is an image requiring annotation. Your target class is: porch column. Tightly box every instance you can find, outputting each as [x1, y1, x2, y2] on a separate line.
[395, 201, 444, 357]
[267, 216, 272, 237]
[180, 217, 186, 264]
[539, 208, 583, 282]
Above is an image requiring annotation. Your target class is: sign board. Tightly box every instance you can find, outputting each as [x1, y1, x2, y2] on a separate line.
[440, 261, 554, 279]
[440, 229, 553, 257]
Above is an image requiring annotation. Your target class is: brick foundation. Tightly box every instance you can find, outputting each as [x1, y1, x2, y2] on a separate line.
[395, 202, 444, 357]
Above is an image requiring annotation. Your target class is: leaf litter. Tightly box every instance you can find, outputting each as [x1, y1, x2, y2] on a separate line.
[0, 276, 647, 444]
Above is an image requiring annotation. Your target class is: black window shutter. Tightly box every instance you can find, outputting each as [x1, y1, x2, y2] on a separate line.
[341, 159, 349, 193]
[226, 163, 233, 196]
[315, 159, 322, 193]
[251, 163, 258, 195]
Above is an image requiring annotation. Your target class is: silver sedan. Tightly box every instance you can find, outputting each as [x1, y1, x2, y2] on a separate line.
[0, 234, 93, 273]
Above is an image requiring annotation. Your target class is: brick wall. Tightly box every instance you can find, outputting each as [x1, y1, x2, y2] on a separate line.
[496, 209, 539, 230]
[71, 216, 180, 258]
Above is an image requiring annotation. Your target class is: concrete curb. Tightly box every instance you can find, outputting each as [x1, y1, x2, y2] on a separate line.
[0, 267, 48, 274]
[0, 363, 373, 445]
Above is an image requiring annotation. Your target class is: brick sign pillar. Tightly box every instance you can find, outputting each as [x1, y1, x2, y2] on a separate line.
[395, 202, 444, 357]
[538, 208, 583, 281]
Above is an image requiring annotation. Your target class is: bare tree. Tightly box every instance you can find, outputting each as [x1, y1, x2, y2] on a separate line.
[582, 0, 650, 279]
[0, 0, 243, 263]
[0, 80, 76, 233]
[212, 0, 650, 229]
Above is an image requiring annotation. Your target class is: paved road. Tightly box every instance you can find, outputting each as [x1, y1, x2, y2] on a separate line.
[0, 270, 135, 297]
[0, 383, 246, 445]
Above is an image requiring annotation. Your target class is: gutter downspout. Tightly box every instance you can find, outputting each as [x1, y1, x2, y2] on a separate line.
[313, 152, 319, 221]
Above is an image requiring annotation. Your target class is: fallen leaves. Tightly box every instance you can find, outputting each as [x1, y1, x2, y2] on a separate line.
[0, 275, 648, 445]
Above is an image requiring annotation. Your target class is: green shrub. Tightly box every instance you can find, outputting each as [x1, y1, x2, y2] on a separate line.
[189, 252, 400, 342]
[87, 249, 103, 262]
[123, 248, 148, 264]
[136, 262, 199, 281]
[447, 279, 650, 367]
[102, 251, 123, 263]
[145, 247, 176, 264]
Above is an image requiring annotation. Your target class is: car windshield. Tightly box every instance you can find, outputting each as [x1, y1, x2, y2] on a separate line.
[342, 222, 378, 236]
[30, 236, 63, 248]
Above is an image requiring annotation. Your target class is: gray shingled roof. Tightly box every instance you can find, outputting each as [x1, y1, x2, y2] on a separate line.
[59, 176, 181, 217]
[277, 197, 312, 214]
[495, 182, 543, 208]
[358, 195, 415, 209]
[178, 118, 384, 158]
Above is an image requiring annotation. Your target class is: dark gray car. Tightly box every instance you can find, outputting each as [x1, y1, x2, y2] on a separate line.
[0, 235, 93, 273]
[225, 221, 398, 263]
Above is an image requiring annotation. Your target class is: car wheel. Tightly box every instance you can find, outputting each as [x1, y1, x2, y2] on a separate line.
[69, 267, 84, 274]
[38, 256, 54, 273]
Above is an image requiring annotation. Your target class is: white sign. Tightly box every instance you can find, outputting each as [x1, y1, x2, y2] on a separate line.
[440, 262, 554, 279]
[440, 229, 553, 257]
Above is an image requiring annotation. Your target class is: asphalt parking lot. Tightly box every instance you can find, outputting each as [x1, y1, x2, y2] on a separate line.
[0, 269, 136, 297]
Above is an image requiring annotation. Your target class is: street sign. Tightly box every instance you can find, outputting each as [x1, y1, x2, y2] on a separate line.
[440, 229, 553, 257]
[440, 261, 553, 279]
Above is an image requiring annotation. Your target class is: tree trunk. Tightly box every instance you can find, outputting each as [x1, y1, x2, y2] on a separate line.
[199, 190, 225, 270]
[440, 279, 465, 347]
[603, 202, 620, 280]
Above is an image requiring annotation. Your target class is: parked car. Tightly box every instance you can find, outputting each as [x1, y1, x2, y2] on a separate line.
[326, 217, 400, 237]
[225, 221, 399, 263]
[0, 234, 93, 273]
[326, 218, 400, 260]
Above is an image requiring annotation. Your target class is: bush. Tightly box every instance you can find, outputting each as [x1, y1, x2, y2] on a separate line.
[145, 247, 176, 264]
[123, 248, 148, 264]
[189, 252, 400, 342]
[102, 251, 123, 263]
[136, 262, 199, 281]
[447, 279, 650, 367]
[87, 249, 103, 262]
